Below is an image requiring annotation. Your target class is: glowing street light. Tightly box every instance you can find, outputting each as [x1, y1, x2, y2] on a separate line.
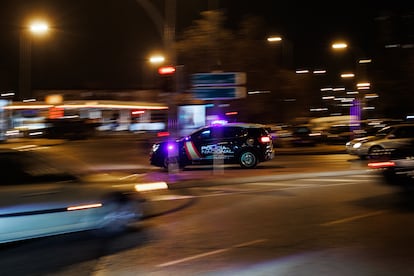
[149, 55, 165, 64]
[19, 19, 50, 101]
[29, 22, 49, 34]
[341, 73, 355, 78]
[267, 36, 282, 42]
[331, 42, 348, 50]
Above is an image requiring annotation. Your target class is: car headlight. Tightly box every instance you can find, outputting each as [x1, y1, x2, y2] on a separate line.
[353, 142, 362, 149]
[152, 143, 160, 152]
[346, 142, 351, 147]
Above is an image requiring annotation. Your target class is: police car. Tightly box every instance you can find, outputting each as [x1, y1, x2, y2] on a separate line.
[150, 123, 274, 169]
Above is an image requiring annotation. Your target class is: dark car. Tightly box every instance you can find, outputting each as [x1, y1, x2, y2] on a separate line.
[323, 124, 354, 145]
[149, 123, 274, 169]
[290, 125, 318, 146]
[368, 141, 414, 191]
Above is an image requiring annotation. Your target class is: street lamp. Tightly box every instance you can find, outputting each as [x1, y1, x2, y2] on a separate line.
[267, 35, 293, 69]
[331, 42, 348, 50]
[149, 55, 165, 64]
[142, 54, 166, 89]
[19, 20, 49, 101]
[267, 36, 282, 42]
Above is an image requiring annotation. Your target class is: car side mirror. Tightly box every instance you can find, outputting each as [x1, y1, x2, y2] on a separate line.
[387, 134, 396, 139]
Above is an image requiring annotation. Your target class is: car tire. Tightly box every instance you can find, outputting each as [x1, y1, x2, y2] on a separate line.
[368, 145, 384, 159]
[239, 150, 258, 169]
[95, 195, 141, 237]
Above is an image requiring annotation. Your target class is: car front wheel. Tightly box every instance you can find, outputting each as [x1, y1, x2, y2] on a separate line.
[239, 150, 258, 168]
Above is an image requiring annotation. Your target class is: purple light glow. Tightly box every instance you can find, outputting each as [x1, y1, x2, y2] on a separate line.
[211, 119, 228, 126]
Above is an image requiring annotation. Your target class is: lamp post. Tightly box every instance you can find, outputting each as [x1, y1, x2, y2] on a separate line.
[18, 20, 49, 101]
[330, 41, 374, 131]
[267, 35, 293, 69]
[142, 54, 165, 89]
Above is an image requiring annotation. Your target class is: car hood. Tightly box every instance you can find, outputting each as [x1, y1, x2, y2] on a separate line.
[350, 135, 377, 143]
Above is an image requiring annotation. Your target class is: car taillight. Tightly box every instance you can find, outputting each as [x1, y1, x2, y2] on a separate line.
[260, 136, 271, 143]
[368, 161, 395, 169]
[157, 131, 170, 137]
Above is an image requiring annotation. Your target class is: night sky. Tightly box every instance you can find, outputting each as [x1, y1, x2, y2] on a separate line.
[0, 0, 410, 90]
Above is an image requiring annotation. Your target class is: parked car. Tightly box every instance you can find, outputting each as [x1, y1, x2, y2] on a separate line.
[323, 124, 355, 145]
[346, 124, 414, 159]
[150, 123, 274, 169]
[0, 149, 149, 244]
[289, 125, 319, 147]
[264, 124, 292, 148]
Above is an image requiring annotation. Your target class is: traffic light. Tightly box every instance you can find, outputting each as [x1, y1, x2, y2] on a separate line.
[158, 66, 176, 75]
[158, 66, 175, 92]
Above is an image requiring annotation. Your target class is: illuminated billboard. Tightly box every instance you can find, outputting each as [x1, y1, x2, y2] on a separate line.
[178, 105, 206, 129]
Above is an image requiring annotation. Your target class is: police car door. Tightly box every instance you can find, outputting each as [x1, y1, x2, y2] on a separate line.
[183, 127, 212, 163]
[187, 127, 224, 163]
[195, 126, 231, 162]
[210, 126, 237, 161]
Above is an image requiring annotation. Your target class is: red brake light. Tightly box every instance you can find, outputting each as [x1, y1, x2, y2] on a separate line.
[158, 66, 176, 75]
[368, 161, 395, 169]
[157, 131, 170, 137]
[260, 136, 271, 143]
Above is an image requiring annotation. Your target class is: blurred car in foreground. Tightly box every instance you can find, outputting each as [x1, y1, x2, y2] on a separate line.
[0, 149, 160, 244]
[346, 124, 414, 159]
[150, 123, 274, 169]
[368, 142, 414, 191]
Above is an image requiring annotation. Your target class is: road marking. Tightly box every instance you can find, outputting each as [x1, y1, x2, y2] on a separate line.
[251, 182, 313, 187]
[321, 210, 388, 226]
[150, 194, 195, 201]
[300, 178, 370, 182]
[119, 173, 145, 180]
[351, 174, 378, 178]
[157, 239, 267, 267]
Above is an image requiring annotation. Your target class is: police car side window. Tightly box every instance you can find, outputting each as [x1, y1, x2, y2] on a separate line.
[196, 129, 211, 140]
[237, 127, 248, 138]
[211, 127, 224, 139]
[222, 127, 236, 138]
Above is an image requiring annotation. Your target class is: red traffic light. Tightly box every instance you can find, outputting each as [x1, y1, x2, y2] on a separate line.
[158, 66, 176, 75]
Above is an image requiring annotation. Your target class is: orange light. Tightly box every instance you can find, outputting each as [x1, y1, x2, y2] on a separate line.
[368, 161, 395, 169]
[131, 110, 145, 115]
[135, 181, 168, 192]
[158, 66, 176, 75]
[225, 112, 238, 116]
[67, 203, 102, 211]
[48, 107, 64, 119]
